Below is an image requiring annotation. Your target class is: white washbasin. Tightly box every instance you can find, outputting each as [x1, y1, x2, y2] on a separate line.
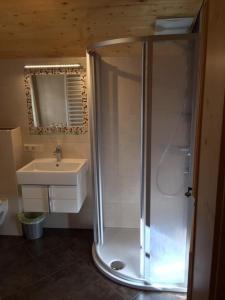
[16, 158, 88, 185]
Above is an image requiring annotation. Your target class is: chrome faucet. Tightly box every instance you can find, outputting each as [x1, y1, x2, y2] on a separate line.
[53, 145, 62, 163]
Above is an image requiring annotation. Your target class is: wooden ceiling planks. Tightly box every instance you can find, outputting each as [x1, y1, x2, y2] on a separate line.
[0, 0, 203, 58]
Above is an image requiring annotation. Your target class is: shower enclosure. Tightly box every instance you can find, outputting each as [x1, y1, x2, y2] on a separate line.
[87, 34, 198, 292]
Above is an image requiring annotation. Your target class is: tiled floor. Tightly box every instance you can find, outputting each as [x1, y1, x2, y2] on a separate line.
[0, 229, 186, 300]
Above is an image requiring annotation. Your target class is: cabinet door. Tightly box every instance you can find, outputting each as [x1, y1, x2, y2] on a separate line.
[50, 199, 77, 213]
[21, 185, 49, 212]
[49, 186, 80, 213]
[50, 186, 77, 200]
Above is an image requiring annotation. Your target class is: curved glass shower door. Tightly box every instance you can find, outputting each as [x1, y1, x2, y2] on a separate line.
[87, 35, 197, 292]
[147, 38, 196, 289]
[88, 40, 143, 282]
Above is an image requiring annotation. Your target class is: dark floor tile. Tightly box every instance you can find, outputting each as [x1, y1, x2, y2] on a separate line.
[0, 258, 50, 298]
[6, 262, 106, 300]
[0, 244, 33, 280]
[70, 229, 93, 248]
[2, 275, 129, 300]
[90, 268, 139, 300]
[24, 234, 67, 257]
[70, 241, 93, 264]
[0, 229, 185, 300]
[2, 276, 56, 300]
[67, 279, 131, 300]
[0, 236, 24, 251]
[51, 265, 135, 299]
[37, 245, 78, 275]
[1, 293, 24, 300]
[24, 229, 93, 259]
[50, 261, 103, 290]
[43, 228, 93, 244]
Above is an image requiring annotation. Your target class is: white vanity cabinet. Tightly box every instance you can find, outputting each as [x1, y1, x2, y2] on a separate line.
[21, 181, 87, 213]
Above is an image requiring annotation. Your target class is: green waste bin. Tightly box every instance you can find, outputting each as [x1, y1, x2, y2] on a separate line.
[18, 212, 46, 240]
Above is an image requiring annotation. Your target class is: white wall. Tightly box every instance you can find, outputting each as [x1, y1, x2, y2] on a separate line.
[99, 57, 142, 229]
[0, 57, 93, 229]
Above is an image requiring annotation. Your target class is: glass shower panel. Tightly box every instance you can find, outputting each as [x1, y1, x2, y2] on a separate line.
[149, 39, 196, 287]
[95, 42, 143, 280]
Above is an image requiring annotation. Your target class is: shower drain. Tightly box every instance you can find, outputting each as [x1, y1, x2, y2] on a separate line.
[110, 260, 125, 271]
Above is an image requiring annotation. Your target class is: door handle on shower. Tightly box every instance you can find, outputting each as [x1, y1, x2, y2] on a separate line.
[185, 187, 192, 198]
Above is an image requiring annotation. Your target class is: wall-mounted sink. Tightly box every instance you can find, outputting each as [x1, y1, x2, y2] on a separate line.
[17, 158, 88, 213]
[16, 158, 88, 185]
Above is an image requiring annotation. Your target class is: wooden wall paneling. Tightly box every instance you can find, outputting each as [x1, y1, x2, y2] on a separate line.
[209, 93, 225, 300]
[191, 0, 225, 298]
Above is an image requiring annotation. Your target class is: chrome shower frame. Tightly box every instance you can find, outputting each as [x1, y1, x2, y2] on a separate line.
[87, 34, 198, 292]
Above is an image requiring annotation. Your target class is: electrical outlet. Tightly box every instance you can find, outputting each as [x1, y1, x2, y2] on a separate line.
[24, 144, 43, 152]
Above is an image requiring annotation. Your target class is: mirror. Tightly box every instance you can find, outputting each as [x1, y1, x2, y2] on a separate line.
[24, 65, 87, 135]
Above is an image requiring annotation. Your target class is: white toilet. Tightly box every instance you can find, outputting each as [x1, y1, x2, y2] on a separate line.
[0, 198, 8, 226]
